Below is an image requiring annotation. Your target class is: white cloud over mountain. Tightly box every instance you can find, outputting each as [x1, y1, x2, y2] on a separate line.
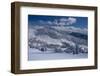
[66, 17, 77, 25]
[39, 17, 77, 26]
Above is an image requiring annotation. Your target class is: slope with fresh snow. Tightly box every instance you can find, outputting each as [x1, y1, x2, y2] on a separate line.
[28, 26, 88, 60]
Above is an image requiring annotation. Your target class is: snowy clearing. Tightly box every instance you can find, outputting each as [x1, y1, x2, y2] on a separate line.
[28, 48, 88, 61]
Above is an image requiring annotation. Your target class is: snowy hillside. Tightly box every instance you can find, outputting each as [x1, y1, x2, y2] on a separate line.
[28, 26, 88, 60]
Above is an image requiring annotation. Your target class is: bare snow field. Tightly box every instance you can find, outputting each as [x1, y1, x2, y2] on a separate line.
[28, 48, 88, 60]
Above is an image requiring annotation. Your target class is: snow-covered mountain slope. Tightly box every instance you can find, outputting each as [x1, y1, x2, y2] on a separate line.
[29, 26, 87, 44]
[28, 26, 88, 54]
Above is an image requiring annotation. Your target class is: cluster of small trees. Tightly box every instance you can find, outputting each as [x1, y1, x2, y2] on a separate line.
[28, 38, 88, 54]
[60, 42, 88, 54]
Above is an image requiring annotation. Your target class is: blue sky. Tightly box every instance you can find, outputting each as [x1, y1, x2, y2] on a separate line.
[28, 15, 88, 28]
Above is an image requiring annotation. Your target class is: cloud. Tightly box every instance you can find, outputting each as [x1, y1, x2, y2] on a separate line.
[66, 17, 77, 25]
[59, 18, 68, 26]
[38, 17, 77, 26]
[60, 18, 68, 22]
[47, 21, 53, 25]
[58, 17, 77, 26]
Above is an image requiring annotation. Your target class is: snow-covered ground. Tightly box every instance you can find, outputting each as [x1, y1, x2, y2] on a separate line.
[28, 48, 88, 61]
